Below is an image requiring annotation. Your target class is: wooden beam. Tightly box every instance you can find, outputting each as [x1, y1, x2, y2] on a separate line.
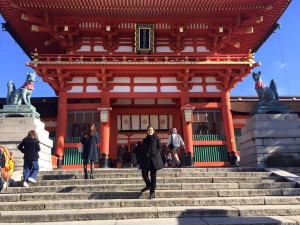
[21, 13, 44, 24]
[31, 25, 51, 32]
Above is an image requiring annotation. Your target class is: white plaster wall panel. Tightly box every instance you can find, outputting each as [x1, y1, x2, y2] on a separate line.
[141, 115, 150, 130]
[87, 77, 100, 83]
[121, 115, 131, 130]
[115, 46, 133, 52]
[68, 86, 84, 93]
[189, 85, 204, 92]
[160, 86, 180, 92]
[77, 46, 91, 52]
[111, 86, 131, 92]
[182, 46, 194, 52]
[132, 133, 147, 139]
[157, 99, 175, 104]
[134, 99, 155, 105]
[134, 77, 157, 83]
[160, 77, 180, 83]
[156, 47, 173, 52]
[131, 115, 140, 130]
[67, 77, 84, 83]
[43, 121, 57, 127]
[86, 86, 101, 93]
[117, 133, 127, 139]
[117, 140, 128, 144]
[197, 46, 210, 52]
[159, 115, 168, 129]
[134, 86, 157, 92]
[206, 85, 220, 92]
[150, 115, 159, 130]
[206, 77, 217, 82]
[94, 46, 106, 52]
[233, 118, 247, 125]
[110, 77, 131, 83]
[113, 99, 132, 105]
[190, 77, 203, 83]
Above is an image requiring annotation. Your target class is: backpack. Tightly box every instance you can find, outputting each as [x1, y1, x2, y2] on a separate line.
[0, 146, 14, 181]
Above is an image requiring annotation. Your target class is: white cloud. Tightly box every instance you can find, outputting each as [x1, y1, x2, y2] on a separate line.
[277, 62, 287, 70]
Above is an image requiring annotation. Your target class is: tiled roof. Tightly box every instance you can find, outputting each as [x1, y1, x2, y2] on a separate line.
[0, 0, 291, 56]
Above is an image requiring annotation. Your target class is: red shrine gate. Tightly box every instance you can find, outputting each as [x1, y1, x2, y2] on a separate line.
[0, 0, 291, 168]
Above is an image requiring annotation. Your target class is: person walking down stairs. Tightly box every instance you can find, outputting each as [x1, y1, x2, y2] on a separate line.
[138, 126, 164, 199]
[18, 130, 40, 187]
[81, 124, 99, 179]
[167, 128, 185, 168]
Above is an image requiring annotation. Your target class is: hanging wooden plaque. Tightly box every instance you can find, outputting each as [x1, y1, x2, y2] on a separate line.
[135, 24, 154, 54]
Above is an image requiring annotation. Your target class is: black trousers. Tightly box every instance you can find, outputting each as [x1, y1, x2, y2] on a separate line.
[141, 160, 157, 193]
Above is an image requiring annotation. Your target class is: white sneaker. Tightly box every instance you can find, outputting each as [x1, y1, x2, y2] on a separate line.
[28, 177, 37, 183]
[23, 181, 29, 187]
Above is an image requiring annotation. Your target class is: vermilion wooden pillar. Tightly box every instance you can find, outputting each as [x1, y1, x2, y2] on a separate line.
[181, 93, 194, 161]
[221, 91, 236, 153]
[100, 91, 110, 167]
[109, 110, 118, 162]
[55, 91, 67, 168]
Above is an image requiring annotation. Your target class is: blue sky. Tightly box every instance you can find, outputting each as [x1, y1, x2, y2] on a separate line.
[0, 0, 299, 98]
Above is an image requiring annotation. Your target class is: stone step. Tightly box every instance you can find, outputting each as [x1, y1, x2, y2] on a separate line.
[1, 205, 300, 223]
[37, 167, 266, 175]
[1, 216, 299, 225]
[2, 167, 299, 224]
[3, 182, 297, 194]
[39, 171, 274, 180]
[2, 188, 300, 202]
[10, 176, 286, 188]
[2, 196, 300, 212]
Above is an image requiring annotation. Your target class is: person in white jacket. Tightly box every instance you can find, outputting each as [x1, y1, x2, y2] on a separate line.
[167, 128, 185, 167]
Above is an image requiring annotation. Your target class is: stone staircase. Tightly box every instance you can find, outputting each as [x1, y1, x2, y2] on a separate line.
[1, 167, 300, 224]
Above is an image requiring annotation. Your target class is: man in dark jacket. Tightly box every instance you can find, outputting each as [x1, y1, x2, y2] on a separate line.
[138, 126, 164, 199]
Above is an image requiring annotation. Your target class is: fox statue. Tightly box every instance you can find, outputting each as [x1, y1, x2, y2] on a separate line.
[252, 71, 279, 102]
[6, 72, 38, 105]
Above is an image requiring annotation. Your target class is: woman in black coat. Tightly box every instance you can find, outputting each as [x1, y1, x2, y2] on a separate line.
[18, 130, 41, 187]
[139, 125, 164, 199]
[81, 124, 99, 179]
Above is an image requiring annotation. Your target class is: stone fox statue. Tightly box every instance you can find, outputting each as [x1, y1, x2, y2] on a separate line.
[252, 71, 279, 102]
[6, 72, 37, 105]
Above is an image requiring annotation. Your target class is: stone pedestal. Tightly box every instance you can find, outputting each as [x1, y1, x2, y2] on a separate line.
[239, 114, 300, 168]
[0, 117, 53, 171]
[0, 105, 40, 119]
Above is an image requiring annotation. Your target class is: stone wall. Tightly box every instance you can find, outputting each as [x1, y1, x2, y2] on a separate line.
[0, 117, 53, 171]
[239, 114, 300, 168]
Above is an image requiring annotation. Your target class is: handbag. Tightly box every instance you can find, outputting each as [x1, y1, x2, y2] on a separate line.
[168, 134, 174, 149]
[77, 144, 83, 153]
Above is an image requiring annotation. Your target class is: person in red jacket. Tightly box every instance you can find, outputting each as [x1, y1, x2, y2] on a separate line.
[18, 130, 40, 187]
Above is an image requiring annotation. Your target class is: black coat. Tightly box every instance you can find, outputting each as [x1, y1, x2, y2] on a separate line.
[81, 133, 99, 161]
[139, 135, 164, 170]
[18, 137, 40, 161]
